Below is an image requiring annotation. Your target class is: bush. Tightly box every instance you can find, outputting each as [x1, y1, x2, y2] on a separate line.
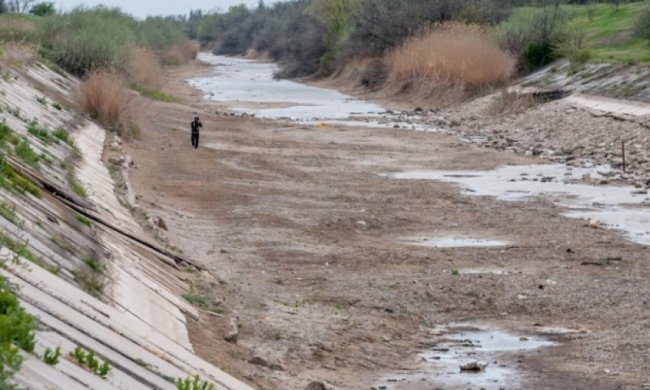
[385, 22, 515, 100]
[522, 40, 558, 70]
[160, 40, 198, 65]
[37, 7, 137, 76]
[78, 69, 133, 131]
[128, 47, 162, 88]
[635, 1, 650, 40]
[497, 5, 567, 70]
[30, 2, 55, 16]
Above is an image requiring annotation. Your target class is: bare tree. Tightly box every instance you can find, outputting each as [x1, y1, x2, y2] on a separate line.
[6, 0, 35, 13]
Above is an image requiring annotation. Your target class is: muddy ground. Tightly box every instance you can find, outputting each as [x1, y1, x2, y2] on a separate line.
[121, 60, 650, 389]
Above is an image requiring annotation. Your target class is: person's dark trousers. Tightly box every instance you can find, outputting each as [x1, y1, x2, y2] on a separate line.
[191, 132, 199, 148]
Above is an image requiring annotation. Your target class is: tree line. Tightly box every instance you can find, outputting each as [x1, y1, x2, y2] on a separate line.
[180, 0, 640, 78]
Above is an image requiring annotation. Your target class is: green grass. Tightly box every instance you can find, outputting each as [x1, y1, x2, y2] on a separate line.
[509, 2, 650, 64]
[15, 138, 41, 166]
[0, 202, 23, 227]
[0, 230, 45, 268]
[27, 121, 53, 145]
[129, 82, 183, 103]
[72, 268, 104, 297]
[562, 2, 648, 63]
[0, 121, 13, 149]
[52, 127, 74, 146]
[0, 156, 42, 197]
[182, 291, 208, 307]
[0, 275, 36, 384]
[83, 256, 105, 274]
[76, 214, 93, 227]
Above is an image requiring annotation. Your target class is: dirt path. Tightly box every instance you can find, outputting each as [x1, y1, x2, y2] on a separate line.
[121, 59, 650, 389]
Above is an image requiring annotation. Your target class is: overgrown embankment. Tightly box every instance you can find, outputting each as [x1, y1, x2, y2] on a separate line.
[1, 7, 197, 138]
[193, 1, 650, 107]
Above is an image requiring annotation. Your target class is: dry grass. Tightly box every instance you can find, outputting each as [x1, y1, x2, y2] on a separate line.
[385, 22, 515, 104]
[78, 69, 134, 134]
[128, 47, 162, 88]
[485, 88, 536, 116]
[160, 40, 198, 66]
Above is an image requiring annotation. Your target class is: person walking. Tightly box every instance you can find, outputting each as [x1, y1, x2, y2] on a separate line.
[191, 116, 202, 149]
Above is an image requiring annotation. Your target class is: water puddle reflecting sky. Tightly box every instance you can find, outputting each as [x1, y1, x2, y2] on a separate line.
[392, 164, 650, 246]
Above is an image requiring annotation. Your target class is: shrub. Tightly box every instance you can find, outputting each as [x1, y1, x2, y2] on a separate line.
[385, 22, 515, 102]
[78, 69, 133, 131]
[497, 5, 567, 71]
[30, 2, 56, 16]
[128, 47, 162, 89]
[136, 17, 186, 52]
[635, 1, 650, 40]
[556, 21, 590, 67]
[160, 40, 198, 65]
[0, 14, 36, 44]
[522, 41, 558, 71]
[37, 7, 137, 76]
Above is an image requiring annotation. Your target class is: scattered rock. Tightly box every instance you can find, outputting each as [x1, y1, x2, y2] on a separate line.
[154, 216, 167, 230]
[248, 356, 269, 368]
[304, 381, 326, 390]
[459, 361, 488, 372]
[587, 219, 601, 229]
[224, 317, 239, 344]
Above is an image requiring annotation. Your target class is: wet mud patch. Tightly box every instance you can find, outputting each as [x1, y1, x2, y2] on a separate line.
[391, 164, 650, 246]
[375, 325, 556, 390]
[399, 235, 510, 249]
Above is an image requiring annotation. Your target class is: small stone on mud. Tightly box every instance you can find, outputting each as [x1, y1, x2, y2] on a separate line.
[154, 216, 167, 230]
[248, 356, 269, 367]
[587, 219, 601, 229]
[224, 317, 239, 344]
[459, 361, 488, 372]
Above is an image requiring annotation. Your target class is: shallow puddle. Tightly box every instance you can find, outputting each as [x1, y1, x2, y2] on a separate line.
[189, 54, 437, 131]
[392, 164, 650, 246]
[401, 236, 509, 248]
[376, 327, 554, 390]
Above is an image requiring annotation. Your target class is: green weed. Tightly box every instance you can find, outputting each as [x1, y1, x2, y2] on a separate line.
[0, 275, 36, 384]
[69, 347, 111, 379]
[129, 82, 183, 103]
[43, 347, 61, 365]
[27, 120, 53, 145]
[72, 268, 104, 297]
[52, 128, 74, 146]
[0, 202, 22, 227]
[0, 156, 41, 197]
[83, 256, 105, 274]
[15, 138, 41, 167]
[76, 214, 92, 227]
[182, 291, 208, 307]
[176, 375, 214, 390]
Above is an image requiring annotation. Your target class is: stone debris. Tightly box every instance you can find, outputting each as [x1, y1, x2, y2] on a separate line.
[459, 361, 489, 372]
